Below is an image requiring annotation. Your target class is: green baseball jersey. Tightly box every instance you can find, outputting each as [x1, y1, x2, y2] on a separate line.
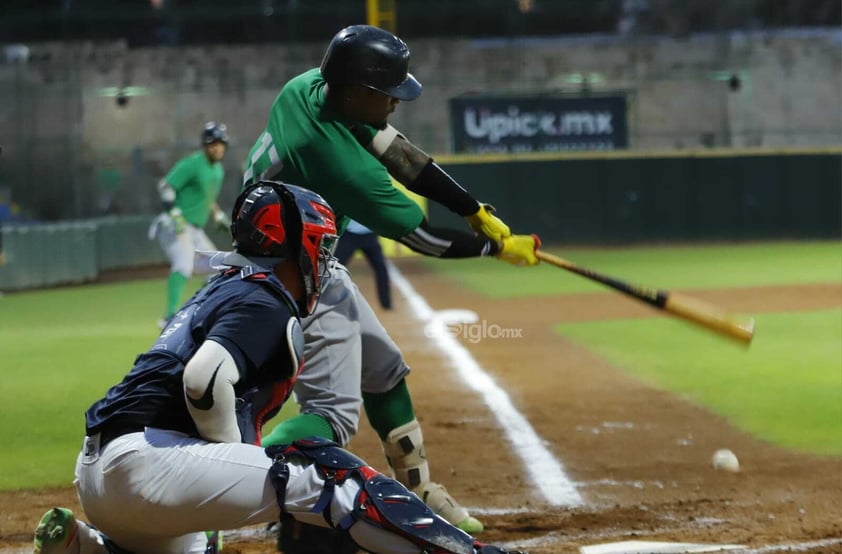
[165, 150, 224, 227]
[243, 68, 424, 239]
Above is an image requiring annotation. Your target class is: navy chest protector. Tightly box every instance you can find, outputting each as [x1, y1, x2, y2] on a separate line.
[156, 267, 302, 445]
[228, 268, 304, 445]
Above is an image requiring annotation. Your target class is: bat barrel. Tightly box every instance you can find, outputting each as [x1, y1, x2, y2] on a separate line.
[665, 292, 755, 344]
[536, 250, 756, 345]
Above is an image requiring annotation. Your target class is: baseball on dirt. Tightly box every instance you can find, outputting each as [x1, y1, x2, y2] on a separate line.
[712, 448, 740, 472]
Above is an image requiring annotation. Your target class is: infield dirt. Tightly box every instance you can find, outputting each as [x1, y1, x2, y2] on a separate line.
[2, 257, 840, 553]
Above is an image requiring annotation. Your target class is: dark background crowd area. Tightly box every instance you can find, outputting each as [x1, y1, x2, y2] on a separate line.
[2, 0, 840, 47]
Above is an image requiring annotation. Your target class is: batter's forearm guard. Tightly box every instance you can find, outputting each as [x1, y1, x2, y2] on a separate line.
[407, 160, 480, 217]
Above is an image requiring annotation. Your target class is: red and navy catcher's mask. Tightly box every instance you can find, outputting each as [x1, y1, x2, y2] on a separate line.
[231, 181, 338, 315]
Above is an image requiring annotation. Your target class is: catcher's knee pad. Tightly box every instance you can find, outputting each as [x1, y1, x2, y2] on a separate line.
[267, 438, 475, 553]
[341, 473, 475, 554]
[267, 437, 368, 526]
[267, 439, 368, 553]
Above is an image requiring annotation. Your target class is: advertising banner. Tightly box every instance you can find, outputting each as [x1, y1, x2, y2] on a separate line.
[450, 95, 628, 153]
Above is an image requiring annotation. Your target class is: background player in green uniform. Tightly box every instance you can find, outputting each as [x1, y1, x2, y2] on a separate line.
[243, 25, 540, 547]
[150, 122, 231, 328]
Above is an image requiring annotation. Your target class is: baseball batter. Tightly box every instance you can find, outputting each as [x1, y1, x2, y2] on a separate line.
[33, 182, 525, 554]
[149, 122, 230, 328]
[243, 25, 540, 542]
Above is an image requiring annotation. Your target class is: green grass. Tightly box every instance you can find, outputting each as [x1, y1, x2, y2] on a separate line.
[1, 276, 298, 490]
[555, 310, 842, 456]
[422, 241, 842, 297]
[420, 241, 841, 456]
[3, 241, 840, 489]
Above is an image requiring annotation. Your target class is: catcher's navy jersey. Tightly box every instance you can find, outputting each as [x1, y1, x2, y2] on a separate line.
[85, 268, 302, 441]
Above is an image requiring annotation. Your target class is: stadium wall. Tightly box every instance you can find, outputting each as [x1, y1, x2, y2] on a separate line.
[0, 29, 840, 221]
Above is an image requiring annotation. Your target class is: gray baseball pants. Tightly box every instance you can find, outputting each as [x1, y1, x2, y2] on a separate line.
[73, 428, 425, 553]
[296, 262, 410, 446]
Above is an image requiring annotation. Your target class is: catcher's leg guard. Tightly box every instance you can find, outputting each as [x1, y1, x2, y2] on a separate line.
[266, 437, 482, 554]
[382, 419, 484, 533]
[267, 441, 360, 553]
[344, 473, 476, 554]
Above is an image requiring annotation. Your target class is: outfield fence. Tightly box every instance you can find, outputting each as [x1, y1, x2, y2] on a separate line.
[1, 148, 839, 292]
[0, 216, 230, 292]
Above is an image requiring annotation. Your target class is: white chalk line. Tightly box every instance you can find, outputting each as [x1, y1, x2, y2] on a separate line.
[384, 264, 840, 554]
[388, 263, 583, 507]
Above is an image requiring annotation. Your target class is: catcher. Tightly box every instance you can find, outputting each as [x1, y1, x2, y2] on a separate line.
[33, 182, 525, 554]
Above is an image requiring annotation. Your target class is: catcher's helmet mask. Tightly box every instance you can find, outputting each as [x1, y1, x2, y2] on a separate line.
[219, 181, 338, 315]
[320, 25, 422, 101]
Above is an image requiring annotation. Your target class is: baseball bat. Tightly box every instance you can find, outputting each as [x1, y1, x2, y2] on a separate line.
[535, 250, 755, 345]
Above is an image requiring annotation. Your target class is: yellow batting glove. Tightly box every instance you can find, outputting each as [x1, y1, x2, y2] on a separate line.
[496, 234, 541, 267]
[465, 203, 511, 241]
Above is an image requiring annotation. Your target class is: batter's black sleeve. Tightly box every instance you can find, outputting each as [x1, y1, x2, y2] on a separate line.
[399, 218, 499, 258]
[405, 161, 481, 217]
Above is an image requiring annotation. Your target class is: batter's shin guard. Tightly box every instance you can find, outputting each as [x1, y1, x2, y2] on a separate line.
[381, 419, 483, 533]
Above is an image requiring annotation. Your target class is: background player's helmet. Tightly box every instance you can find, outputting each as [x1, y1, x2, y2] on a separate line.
[201, 121, 229, 145]
[320, 24, 422, 101]
[231, 181, 338, 315]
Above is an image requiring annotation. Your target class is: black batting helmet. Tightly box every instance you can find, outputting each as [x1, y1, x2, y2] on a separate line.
[231, 182, 338, 315]
[320, 25, 422, 101]
[201, 121, 229, 145]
